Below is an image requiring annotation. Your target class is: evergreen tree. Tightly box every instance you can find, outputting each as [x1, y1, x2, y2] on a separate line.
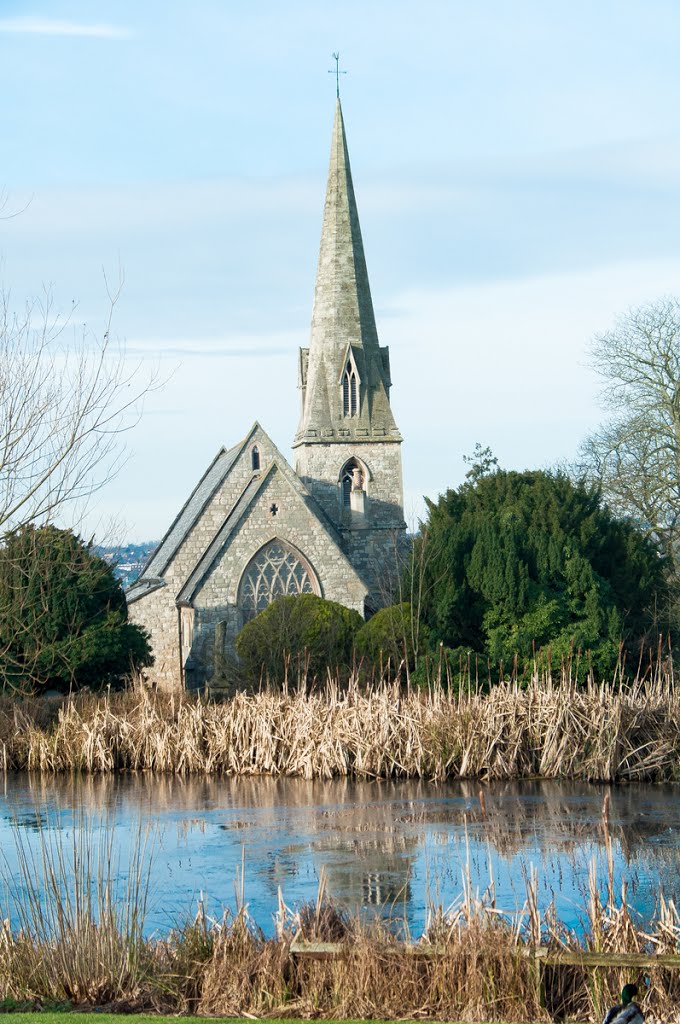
[412, 469, 669, 678]
[0, 524, 151, 693]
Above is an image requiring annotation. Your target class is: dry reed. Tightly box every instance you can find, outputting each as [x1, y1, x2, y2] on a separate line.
[1, 829, 680, 1022]
[0, 673, 677, 780]
[0, 817, 154, 1007]
[179, 868, 680, 1022]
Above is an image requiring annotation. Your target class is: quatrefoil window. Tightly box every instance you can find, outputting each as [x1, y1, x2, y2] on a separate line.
[239, 540, 318, 620]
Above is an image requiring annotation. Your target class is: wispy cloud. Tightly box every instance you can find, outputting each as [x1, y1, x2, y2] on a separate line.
[125, 334, 298, 360]
[128, 345, 289, 359]
[0, 17, 131, 39]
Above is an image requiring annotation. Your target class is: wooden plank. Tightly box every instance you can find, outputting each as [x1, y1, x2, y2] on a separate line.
[290, 941, 680, 970]
[289, 941, 343, 960]
[531, 948, 680, 969]
[289, 940, 448, 960]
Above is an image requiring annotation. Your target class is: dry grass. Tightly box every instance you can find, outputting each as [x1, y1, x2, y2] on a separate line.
[1, 829, 680, 1022]
[0, 673, 677, 780]
[199, 919, 541, 1021]
[0, 818, 154, 1007]
[196, 863, 680, 1022]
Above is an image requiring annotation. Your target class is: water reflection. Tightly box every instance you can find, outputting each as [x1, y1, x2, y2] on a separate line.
[0, 773, 678, 935]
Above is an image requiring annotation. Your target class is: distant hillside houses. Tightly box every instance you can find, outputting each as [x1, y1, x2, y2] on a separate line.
[96, 542, 158, 588]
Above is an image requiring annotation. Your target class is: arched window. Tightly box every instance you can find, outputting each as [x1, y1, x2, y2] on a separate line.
[341, 458, 363, 508]
[251, 445, 260, 471]
[239, 540, 318, 620]
[342, 361, 358, 416]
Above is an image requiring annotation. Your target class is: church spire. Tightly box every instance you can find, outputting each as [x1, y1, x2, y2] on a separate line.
[294, 98, 400, 445]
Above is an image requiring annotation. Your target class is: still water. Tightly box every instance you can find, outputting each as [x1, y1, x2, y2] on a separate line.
[0, 773, 677, 936]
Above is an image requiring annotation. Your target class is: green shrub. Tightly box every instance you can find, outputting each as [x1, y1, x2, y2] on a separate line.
[355, 603, 427, 675]
[0, 524, 152, 693]
[235, 594, 363, 684]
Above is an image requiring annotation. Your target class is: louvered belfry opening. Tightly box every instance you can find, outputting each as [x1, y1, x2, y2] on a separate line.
[342, 361, 358, 416]
[341, 458, 361, 507]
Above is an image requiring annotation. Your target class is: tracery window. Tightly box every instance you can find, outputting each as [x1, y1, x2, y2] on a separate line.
[342, 361, 358, 416]
[239, 540, 317, 620]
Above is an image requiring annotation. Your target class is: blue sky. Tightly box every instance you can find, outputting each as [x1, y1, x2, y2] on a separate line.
[2, 1, 680, 540]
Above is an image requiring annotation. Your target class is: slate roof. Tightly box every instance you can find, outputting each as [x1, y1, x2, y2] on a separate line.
[127, 425, 259, 603]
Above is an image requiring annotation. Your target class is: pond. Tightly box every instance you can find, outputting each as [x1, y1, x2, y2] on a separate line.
[0, 773, 677, 937]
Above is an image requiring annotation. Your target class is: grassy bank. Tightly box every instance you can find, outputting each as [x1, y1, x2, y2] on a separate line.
[0, 674, 677, 780]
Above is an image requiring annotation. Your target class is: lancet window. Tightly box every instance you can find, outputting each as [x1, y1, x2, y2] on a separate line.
[341, 458, 363, 508]
[342, 361, 358, 417]
[251, 445, 260, 471]
[239, 540, 317, 620]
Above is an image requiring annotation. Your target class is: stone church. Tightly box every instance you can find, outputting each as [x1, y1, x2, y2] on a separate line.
[127, 99, 406, 690]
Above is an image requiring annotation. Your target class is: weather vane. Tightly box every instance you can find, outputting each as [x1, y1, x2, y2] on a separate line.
[328, 52, 347, 98]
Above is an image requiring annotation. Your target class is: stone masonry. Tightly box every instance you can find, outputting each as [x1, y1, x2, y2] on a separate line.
[127, 98, 406, 690]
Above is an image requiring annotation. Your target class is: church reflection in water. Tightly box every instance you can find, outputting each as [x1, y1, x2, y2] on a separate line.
[1, 773, 678, 934]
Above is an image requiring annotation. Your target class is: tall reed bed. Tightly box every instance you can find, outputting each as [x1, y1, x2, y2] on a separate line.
[0, 821, 679, 1020]
[0, 674, 677, 780]
[0, 817, 154, 1006]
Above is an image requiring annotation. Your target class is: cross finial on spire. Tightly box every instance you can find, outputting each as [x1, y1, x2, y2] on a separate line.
[328, 52, 347, 98]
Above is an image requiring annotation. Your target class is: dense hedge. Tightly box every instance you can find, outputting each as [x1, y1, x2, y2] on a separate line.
[355, 602, 426, 675]
[235, 593, 363, 683]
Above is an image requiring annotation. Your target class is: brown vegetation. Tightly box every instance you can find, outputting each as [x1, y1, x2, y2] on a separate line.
[0, 673, 677, 780]
[0, 776, 678, 1021]
[1, 838, 680, 1021]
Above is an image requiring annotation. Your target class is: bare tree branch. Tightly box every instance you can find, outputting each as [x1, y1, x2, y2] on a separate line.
[577, 297, 680, 580]
[0, 282, 159, 532]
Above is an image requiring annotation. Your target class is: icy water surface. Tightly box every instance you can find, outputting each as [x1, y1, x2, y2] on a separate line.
[0, 773, 678, 936]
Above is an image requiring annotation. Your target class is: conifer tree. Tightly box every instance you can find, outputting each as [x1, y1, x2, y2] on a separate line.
[0, 524, 151, 693]
[412, 468, 669, 678]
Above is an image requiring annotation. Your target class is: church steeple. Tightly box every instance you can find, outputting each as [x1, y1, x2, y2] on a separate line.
[294, 99, 400, 445]
[293, 96, 405, 586]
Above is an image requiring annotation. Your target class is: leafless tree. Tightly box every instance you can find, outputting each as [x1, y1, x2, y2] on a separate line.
[578, 297, 680, 581]
[0, 278, 155, 533]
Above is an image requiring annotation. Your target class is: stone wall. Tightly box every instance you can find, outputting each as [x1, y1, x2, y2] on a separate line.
[188, 465, 366, 687]
[295, 440, 405, 529]
[343, 528, 407, 612]
[129, 426, 282, 690]
[295, 439, 406, 608]
[128, 426, 369, 691]
[127, 585, 181, 691]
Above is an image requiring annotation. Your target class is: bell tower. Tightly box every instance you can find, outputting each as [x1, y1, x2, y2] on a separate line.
[293, 98, 406, 608]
